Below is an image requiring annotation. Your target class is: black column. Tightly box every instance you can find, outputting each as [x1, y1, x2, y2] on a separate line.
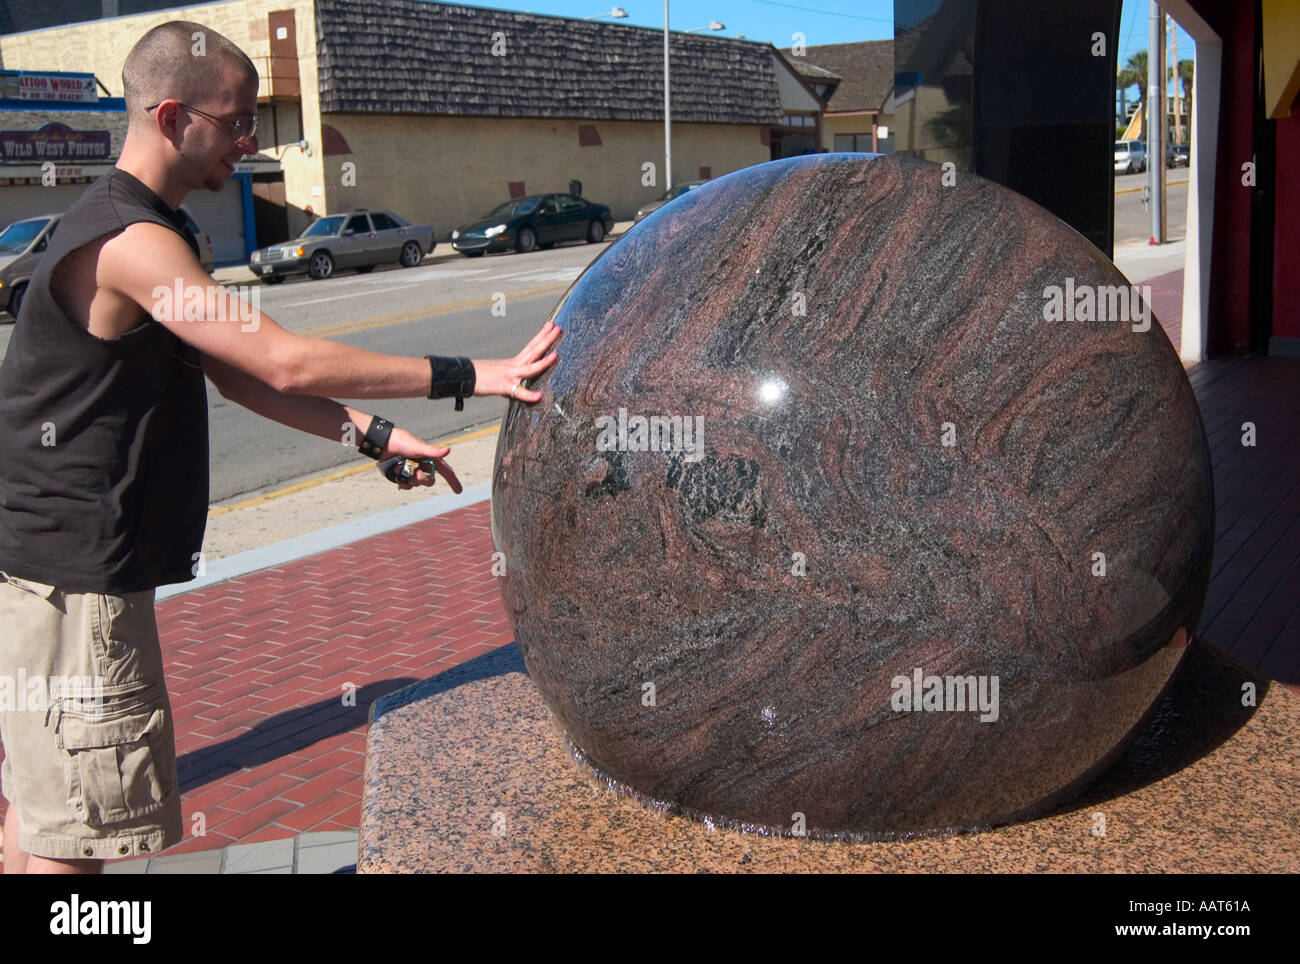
[895, 0, 1123, 254]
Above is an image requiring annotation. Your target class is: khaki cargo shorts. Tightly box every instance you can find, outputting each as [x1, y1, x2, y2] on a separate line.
[0, 571, 182, 861]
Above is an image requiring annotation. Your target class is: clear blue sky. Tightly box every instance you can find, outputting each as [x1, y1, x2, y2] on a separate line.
[448, 0, 1194, 91]
[446, 0, 894, 44]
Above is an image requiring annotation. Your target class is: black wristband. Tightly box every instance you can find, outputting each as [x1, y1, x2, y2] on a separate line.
[359, 415, 394, 459]
[426, 355, 476, 411]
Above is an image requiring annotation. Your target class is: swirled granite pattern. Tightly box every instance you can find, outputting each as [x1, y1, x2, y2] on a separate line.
[490, 153, 1214, 837]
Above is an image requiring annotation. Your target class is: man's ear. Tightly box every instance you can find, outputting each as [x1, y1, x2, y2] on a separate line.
[153, 100, 184, 144]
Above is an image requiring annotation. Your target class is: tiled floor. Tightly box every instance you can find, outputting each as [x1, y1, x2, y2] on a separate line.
[1188, 354, 1300, 679]
[102, 831, 358, 874]
[1, 337, 1295, 873]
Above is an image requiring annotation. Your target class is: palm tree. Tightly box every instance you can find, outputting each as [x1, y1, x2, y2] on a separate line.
[1175, 58, 1194, 141]
[1117, 66, 1138, 135]
[1123, 50, 1149, 140]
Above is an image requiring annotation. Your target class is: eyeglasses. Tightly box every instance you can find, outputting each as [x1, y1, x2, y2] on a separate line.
[146, 101, 258, 142]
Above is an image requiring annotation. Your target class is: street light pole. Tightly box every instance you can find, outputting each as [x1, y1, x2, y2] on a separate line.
[1147, 0, 1166, 244]
[664, 0, 672, 191]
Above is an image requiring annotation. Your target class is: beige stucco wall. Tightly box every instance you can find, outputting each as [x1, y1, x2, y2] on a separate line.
[893, 85, 968, 166]
[0, 0, 323, 226]
[320, 113, 771, 236]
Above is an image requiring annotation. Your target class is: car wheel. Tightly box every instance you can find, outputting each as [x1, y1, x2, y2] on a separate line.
[400, 241, 422, 267]
[587, 220, 605, 244]
[516, 227, 537, 254]
[462, 250, 484, 258]
[8, 282, 27, 319]
[356, 265, 375, 274]
[264, 275, 285, 285]
[308, 251, 334, 280]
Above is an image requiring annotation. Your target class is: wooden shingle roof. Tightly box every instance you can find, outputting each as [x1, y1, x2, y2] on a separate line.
[779, 40, 894, 113]
[316, 0, 785, 124]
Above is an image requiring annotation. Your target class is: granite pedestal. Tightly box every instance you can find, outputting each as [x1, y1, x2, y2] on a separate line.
[358, 640, 1298, 873]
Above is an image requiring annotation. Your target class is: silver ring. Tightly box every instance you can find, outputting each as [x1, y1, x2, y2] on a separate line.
[510, 380, 521, 400]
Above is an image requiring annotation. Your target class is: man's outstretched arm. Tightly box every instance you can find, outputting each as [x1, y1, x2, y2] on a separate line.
[98, 221, 560, 402]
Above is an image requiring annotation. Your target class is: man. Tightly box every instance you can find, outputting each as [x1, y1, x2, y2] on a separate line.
[0, 21, 559, 874]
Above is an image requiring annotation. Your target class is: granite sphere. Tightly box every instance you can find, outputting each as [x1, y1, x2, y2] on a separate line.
[490, 153, 1213, 838]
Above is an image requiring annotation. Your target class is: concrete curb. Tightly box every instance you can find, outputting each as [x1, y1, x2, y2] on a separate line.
[159, 481, 493, 600]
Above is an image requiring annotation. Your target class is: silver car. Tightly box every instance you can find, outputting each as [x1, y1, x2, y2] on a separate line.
[2, 208, 213, 320]
[250, 210, 435, 282]
[634, 180, 708, 223]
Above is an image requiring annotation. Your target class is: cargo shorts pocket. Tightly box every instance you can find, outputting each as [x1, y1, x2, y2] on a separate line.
[95, 592, 147, 662]
[58, 705, 171, 828]
[0, 573, 58, 600]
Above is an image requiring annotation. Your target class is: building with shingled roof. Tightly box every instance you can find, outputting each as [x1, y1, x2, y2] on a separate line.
[779, 40, 895, 154]
[1, 0, 830, 254]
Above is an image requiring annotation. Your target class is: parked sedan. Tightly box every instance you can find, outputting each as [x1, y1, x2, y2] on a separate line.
[250, 209, 434, 282]
[0, 214, 56, 320]
[1, 206, 213, 320]
[1167, 143, 1190, 168]
[634, 180, 708, 223]
[452, 194, 614, 256]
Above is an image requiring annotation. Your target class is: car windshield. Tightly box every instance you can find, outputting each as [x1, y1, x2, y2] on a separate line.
[1115, 142, 1128, 152]
[300, 216, 345, 238]
[0, 218, 49, 254]
[485, 198, 539, 218]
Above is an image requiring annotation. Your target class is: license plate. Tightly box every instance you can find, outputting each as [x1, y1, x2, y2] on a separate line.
[261, 266, 272, 275]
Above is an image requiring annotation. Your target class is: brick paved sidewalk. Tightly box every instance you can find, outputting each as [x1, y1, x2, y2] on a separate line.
[0, 492, 507, 872]
[1, 347, 1296, 873]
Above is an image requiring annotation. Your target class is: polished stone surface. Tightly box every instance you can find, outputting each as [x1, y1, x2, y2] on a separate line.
[358, 641, 1298, 872]
[490, 153, 1214, 837]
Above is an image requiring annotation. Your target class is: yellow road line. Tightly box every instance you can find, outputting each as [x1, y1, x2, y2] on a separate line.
[1116, 178, 1188, 196]
[208, 423, 502, 516]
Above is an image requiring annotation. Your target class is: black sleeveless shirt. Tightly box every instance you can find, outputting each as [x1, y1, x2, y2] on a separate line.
[0, 168, 209, 593]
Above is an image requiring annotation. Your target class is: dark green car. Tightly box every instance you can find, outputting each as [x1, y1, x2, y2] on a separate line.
[451, 194, 614, 256]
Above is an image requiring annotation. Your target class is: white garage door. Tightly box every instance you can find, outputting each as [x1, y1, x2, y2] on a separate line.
[0, 182, 95, 224]
[179, 178, 246, 264]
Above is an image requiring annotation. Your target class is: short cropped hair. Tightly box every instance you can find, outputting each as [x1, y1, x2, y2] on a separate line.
[122, 21, 258, 127]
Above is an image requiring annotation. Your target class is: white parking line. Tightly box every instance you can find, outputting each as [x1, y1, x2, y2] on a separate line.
[283, 282, 422, 307]
[351, 267, 493, 283]
[490, 267, 584, 282]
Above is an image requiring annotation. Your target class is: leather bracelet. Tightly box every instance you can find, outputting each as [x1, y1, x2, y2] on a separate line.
[426, 355, 475, 411]
[359, 415, 394, 460]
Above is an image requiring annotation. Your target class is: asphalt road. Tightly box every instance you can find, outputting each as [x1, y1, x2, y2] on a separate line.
[1114, 168, 1189, 244]
[0, 237, 610, 503]
[0, 168, 1187, 502]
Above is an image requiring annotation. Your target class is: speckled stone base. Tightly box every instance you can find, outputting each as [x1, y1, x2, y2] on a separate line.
[358, 641, 1298, 873]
